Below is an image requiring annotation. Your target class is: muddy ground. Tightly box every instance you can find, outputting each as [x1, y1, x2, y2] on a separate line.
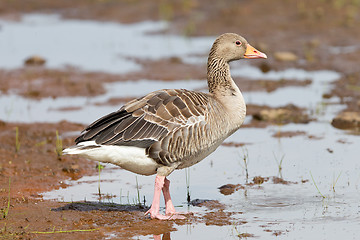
[0, 0, 360, 239]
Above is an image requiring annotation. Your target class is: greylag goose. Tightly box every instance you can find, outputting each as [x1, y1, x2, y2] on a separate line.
[63, 33, 267, 220]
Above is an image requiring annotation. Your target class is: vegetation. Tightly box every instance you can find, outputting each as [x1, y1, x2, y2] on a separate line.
[1, 178, 11, 219]
[15, 127, 20, 153]
[54, 130, 63, 160]
[310, 171, 326, 199]
[185, 168, 191, 203]
[96, 163, 104, 199]
[273, 152, 285, 178]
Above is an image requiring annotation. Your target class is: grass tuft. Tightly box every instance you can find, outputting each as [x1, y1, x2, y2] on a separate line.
[54, 130, 63, 160]
[332, 171, 342, 192]
[238, 147, 249, 183]
[96, 163, 104, 200]
[15, 127, 20, 153]
[31, 228, 99, 234]
[310, 171, 326, 199]
[273, 152, 285, 178]
[185, 168, 191, 203]
[1, 178, 11, 219]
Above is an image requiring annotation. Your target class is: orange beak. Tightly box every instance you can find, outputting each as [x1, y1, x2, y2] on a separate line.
[244, 44, 267, 59]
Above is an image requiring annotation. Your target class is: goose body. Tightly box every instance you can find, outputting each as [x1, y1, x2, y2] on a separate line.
[63, 33, 267, 220]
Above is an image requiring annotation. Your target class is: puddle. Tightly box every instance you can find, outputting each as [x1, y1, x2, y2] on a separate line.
[0, 14, 213, 74]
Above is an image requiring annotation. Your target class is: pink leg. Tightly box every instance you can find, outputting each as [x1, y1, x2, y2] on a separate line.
[145, 175, 169, 220]
[163, 177, 185, 219]
[145, 176, 187, 220]
[153, 235, 161, 240]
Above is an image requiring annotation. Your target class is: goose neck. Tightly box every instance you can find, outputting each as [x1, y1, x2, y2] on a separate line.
[207, 57, 235, 95]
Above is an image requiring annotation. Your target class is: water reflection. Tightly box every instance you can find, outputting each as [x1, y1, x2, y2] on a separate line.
[153, 232, 171, 240]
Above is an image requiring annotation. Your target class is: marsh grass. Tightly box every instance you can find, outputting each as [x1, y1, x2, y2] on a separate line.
[54, 130, 63, 160]
[310, 171, 326, 199]
[35, 140, 46, 147]
[15, 127, 20, 153]
[238, 147, 249, 183]
[31, 227, 99, 234]
[96, 163, 104, 199]
[185, 168, 191, 203]
[310, 171, 343, 199]
[232, 225, 254, 239]
[1, 178, 11, 219]
[332, 171, 342, 192]
[273, 152, 285, 178]
[158, 1, 173, 21]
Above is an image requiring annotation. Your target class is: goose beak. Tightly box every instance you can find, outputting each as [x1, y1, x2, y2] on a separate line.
[244, 44, 267, 59]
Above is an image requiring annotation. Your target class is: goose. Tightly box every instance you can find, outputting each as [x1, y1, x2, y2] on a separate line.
[63, 33, 267, 220]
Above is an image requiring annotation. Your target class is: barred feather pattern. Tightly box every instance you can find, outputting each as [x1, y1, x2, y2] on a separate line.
[76, 89, 233, 167]
[207, 57, 231, 94]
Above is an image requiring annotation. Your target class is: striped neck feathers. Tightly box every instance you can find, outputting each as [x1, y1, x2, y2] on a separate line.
[207, 56, 238, 96]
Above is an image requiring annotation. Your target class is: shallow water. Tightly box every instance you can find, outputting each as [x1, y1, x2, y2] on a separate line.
[0, 14, 213, 74]
[1, 14, 359, 240]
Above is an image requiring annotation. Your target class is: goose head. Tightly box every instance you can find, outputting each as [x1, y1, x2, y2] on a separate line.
[210, 33, 267, 62]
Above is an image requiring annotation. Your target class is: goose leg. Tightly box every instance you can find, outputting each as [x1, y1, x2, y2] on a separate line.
[145, 175, 186, 220]
[145, 175, 168, 220]
[163, 177, 186, 219]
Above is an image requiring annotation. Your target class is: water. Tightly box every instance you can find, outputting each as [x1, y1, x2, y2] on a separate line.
[0, 14, 213, 74]
[1, 13, 359, 240]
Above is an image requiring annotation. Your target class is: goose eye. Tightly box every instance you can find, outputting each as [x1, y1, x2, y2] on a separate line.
[235, 41, 241, 46]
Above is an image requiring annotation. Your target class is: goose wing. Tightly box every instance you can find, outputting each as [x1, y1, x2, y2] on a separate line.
[76, 89, 210, 165]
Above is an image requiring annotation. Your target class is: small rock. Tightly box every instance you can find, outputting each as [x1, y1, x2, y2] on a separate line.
[238, 233, 255, 239]
[218, 184, 243, 195]
[272, 176, 296, 184]
[326, 148, 333, 153]
[24, 55, 46, 66]
[252, 176, 265, 185]
[189, 199, 224, 210]
[62, 164, 80, 173]
[256, 108, 289, 121]
[274, 51, 298, 62]
[253, 105, 311, 125]
[259, 62, 271, 73]
[331, 111, 360, 130]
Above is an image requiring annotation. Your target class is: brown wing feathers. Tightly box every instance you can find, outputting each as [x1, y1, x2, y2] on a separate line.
[75, 89, 210, 166]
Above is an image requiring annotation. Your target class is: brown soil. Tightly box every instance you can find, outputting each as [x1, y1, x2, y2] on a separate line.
[0, 121, 90, 197]
[1, 0, 360, 238]
[272, 131, 307, 138]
